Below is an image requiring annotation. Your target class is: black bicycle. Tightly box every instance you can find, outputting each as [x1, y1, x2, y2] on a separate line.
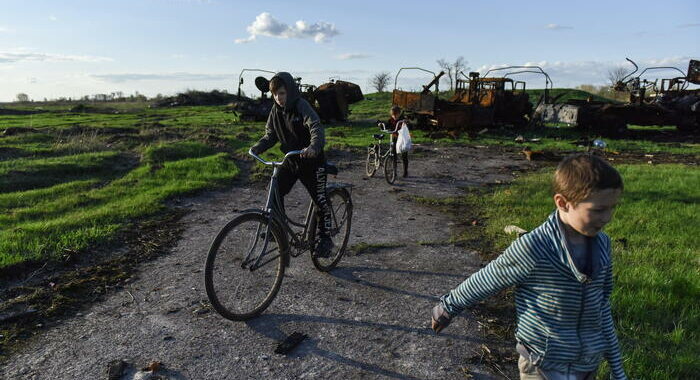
[365, 121, 402, 184]
[204, 149, 353, 321]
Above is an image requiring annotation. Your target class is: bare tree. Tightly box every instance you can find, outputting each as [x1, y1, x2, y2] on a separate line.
[453, 56, 468, 84]
[607, 66, 628, 87]
[15, 93, 29, 102]
[437, 59, 454, 91]
[437, 57, 468, 91]
[370, 72, 391, 93]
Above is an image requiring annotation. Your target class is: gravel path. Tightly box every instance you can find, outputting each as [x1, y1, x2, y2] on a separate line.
[1, 145, 534, 380]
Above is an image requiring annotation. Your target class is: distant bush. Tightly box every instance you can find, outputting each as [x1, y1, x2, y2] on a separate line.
[153, 90, 239, 107]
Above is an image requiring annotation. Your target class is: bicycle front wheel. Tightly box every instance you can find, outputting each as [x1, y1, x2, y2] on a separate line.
[204, 212, 287, 321]
[384, 154, 397, 184]
[366, 146, 378, 177]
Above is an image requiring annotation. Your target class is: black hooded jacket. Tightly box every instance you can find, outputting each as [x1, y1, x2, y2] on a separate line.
[251, 72, 325, 155]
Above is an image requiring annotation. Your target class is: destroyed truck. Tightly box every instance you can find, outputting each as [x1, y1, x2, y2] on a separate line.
[391, 68, 473, 134]
[452, 66, 551, 128]
[227, 69, 364, 122]
[391, 66, 540, 135]
[535, 59, 700, 135]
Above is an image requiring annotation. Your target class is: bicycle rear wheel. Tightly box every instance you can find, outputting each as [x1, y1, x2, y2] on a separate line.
[204, 212, 287, 320]
[384, 154, 397, 184]
[366, 146, 378, 177]
[311, 187, 352, 272]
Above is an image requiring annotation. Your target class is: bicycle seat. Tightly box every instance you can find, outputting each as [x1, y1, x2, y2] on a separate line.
[373, 134, 385, 140]
[325, 162, 339, 175]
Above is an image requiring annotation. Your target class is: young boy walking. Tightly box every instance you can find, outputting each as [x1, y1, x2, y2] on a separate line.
[386, 105, 409, 178]
[431, 153, 627, 380]
[250, 72, 334, 257]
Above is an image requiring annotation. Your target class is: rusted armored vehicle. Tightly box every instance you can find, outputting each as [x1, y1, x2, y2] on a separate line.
[391, 66, 543, 134]
[453, 66, 551, 128]
[535, 59, 700, 135]
[228, 69, 364, 122]
[226, 69, 276, 121]
[391, 67, 477, 134]
[311, 79, 364, 122]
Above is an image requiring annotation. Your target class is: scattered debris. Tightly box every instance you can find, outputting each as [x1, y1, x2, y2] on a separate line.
[504, 225, 528, 237]
[522, 147, 559, 161]
[143, 361, 163, 372]
[274, 332, 308, 355]
[107, 359, 127, 380]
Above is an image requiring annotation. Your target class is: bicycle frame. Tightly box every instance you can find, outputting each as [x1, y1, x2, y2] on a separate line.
[370, 122, 402, 165]
[243, 150, 318, 270]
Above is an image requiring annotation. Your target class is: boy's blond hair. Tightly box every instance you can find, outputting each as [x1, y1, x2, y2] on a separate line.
[553, 153, 623, 204]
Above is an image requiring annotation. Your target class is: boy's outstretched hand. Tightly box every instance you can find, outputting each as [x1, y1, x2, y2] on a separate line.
[431, 303, 452, 334]
[301, 146, 318, 158]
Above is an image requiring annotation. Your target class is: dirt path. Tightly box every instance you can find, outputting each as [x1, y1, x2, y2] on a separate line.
[1, 145, 535, 380]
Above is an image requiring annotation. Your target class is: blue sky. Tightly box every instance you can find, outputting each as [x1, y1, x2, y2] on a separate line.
[1, 0, 698, 102]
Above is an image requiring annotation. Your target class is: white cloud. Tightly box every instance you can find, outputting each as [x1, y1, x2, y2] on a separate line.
[235, 12, 339, 44]
[91, 72, 231, 83]
[49, 15, 58, 21]
[0, 49, 112, 64]
[545, 23, 573, 30]
[0, 26, 11, 33]
[335, 53, 371, 60]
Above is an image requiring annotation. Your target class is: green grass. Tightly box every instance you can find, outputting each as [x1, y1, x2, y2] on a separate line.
[326, 121, 699, 155]
[0, 153, 238, 267]
[0, 151, 135, 193]
[0, 105, 252, 269]
[457, 164, 699, 379]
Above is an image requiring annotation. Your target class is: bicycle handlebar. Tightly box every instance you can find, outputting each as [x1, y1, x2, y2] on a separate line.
[248, 149, 304, 166]
[376, 120, 407, 134]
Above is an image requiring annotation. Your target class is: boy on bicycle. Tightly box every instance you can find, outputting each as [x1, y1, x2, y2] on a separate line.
[431, 153, 627, 379]
[250, 72, 334, 257]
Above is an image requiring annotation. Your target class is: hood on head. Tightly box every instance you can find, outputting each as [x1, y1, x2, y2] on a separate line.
[272, 72, 300, 110]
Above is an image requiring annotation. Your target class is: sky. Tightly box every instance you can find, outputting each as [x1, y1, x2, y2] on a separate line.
[1, 0, 698, 102]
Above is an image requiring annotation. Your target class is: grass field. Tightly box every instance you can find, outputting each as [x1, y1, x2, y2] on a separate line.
[436, 164, 699, 379]
[0, 105, 249, 269]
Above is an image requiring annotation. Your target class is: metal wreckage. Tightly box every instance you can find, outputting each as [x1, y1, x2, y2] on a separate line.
[535, 59, 700, 135]
[392, 59, 699, 137]
[391, 66, 549, 136]
[227, 69, 364, 122]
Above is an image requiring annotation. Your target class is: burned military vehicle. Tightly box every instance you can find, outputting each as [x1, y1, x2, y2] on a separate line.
[226, 69, 276, 121]
[391, 66, 541, 135]
[391, 68, 464, 132]
[227, 69, 364, 122]
[535, 59, 700, 135]
[453, 66, 551, 128]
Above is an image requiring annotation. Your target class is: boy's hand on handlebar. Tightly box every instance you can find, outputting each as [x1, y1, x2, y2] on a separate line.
[431, 303, 452, 334]
[301, 146, 318, 158]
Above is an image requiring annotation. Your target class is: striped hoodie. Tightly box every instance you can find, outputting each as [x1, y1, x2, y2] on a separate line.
[440, 211, 627, 379]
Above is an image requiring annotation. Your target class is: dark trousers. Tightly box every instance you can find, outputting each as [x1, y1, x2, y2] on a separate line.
[277, 157, 332, 237]
[391, 141, 409, 175]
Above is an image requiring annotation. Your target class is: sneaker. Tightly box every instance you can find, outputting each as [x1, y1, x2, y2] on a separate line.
[315, 236, 335, 258]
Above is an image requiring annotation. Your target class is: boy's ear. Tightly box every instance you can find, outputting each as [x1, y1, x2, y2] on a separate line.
[553, 193, 569, 212]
